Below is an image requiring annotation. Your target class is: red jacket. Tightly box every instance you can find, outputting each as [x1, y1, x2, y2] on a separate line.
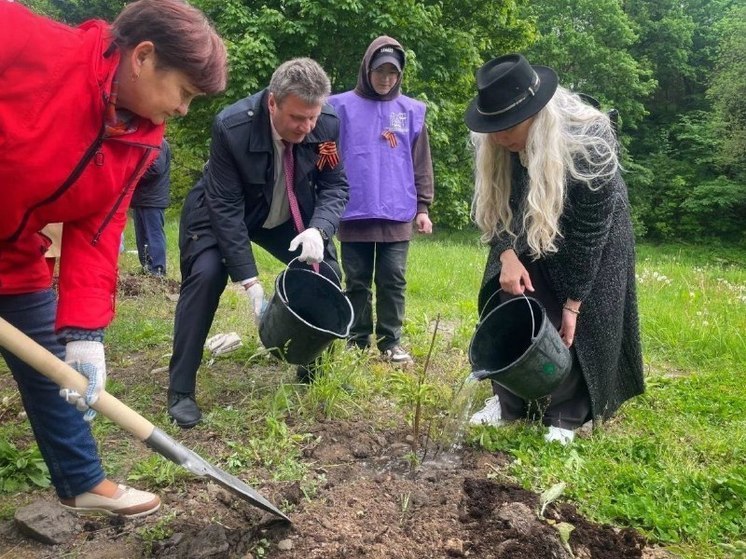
[0, 2, 163, 330]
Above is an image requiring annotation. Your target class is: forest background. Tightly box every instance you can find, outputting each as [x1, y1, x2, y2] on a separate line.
[24, 0, 746, 243]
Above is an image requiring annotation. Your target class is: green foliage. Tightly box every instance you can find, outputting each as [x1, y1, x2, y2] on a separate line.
[128, 455, 192, 488]
[0, 440, 50, 493]
[625, 0, 697, 117]
[137, 510, 178, 555]
[18, 0, 746, 236]
[707, 3, 746, 180]
[225, 416, 310, 481]
[521, 0, 655, 130]
[24, 0, 123, 22]
[180, 0, 534, 229]
[628, 110, 746, 241]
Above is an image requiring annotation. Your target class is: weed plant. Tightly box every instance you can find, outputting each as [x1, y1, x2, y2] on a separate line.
[0, 221, 743, 558]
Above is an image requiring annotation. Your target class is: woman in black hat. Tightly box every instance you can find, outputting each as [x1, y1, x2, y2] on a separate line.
[465, 54, 644, 445]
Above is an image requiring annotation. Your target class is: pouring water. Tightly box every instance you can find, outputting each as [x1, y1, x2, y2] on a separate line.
[433, 371, 482, 454]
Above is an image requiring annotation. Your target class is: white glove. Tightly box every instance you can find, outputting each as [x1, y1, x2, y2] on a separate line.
[205, 332, 243, 356]
[60, 340, 106, 422]
[288, 228, 324, 264]
[244, 278, 265, 322]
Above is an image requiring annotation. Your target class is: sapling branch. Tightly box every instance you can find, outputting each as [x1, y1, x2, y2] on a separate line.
[412, 314, 440, 457]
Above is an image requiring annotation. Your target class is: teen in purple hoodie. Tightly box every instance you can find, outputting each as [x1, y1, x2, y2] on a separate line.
[329, 36, 434, 364]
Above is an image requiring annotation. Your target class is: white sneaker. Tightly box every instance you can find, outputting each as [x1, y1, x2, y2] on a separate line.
[544, 426, 575, 445]
[469, 395, 503, 426]
[381, 345, 414, 365]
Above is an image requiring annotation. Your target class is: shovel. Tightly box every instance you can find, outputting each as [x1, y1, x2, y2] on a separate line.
[0, 317, 290, 523]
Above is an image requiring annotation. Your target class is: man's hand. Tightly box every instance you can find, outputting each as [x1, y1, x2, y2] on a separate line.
[60, 340, 106, 422]
[289, 228, 324, 263]
[244, 278, 265, 322]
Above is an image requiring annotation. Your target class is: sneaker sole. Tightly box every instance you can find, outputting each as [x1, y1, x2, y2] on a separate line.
[60, 501, 161, 519]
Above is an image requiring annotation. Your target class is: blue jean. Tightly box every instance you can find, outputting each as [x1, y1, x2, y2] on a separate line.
[0, 290, 105, 498]
[132, 206, 167, 273]
[341, 241, 409, 351]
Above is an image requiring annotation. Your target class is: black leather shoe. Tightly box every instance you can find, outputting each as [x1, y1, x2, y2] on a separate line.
[168, 392, 202, 428]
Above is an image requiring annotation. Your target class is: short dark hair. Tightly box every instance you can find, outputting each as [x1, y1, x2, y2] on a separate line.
[111, 0, 227, 94]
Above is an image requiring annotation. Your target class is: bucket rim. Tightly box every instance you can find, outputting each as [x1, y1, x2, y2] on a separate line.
[273, 268, 354, 339]
[468, 295, 546, 374]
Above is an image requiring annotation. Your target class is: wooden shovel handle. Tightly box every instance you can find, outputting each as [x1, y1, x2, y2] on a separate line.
[0, 317, 155, 441]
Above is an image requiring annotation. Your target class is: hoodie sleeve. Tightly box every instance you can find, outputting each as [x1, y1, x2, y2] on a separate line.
[412, 123, 434, 213]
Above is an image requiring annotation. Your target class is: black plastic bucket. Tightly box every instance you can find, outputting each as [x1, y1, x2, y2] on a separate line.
[259, 263, 353, 365]
[469, 294, 571, 400]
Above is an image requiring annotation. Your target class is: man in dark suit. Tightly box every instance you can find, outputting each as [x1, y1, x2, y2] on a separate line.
[167, 58, 349, 428]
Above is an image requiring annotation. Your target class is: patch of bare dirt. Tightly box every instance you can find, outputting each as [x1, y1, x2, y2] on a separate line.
[1, 417, 658, 558]
[118, 272, 181, 298]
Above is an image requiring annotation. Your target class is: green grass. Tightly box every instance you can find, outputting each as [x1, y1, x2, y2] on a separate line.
[1, 221, 745, 558]
[472, 242, 746, 557]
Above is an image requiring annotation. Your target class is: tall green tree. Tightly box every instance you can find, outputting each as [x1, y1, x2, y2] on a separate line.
[708, 3, 746, 180]
[25, 0, 122, 22]
[175, 0, 535, 228]
[520, 0, 655, 130]
[624, 0, 743, 240]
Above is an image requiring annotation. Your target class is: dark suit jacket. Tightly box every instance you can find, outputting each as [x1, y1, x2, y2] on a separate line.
[131, 139, 171, 209]
[179, 89, 349, 281]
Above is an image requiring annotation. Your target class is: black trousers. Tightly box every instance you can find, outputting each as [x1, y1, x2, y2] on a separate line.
[341, 241, 409, 352]
[168, 220, 340, 395]
[489, 256, 591, 430]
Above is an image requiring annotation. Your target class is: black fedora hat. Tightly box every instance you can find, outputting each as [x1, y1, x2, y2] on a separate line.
[465, 54, 558, 133]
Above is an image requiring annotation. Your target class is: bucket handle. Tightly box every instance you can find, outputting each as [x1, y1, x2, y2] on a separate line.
[478, 288, 536, 340]
[282, 257, 341, 299]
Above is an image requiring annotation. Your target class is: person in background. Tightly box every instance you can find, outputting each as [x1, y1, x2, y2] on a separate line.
[0, 0, 227, 517]
[328, 36, 434, 365]
[166, 58, 349, 428]
[131, 139, 172, 276]
[464, 54, 644, 445]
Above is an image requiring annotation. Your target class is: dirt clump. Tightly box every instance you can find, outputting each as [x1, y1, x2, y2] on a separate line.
[118, 272, 180, 297]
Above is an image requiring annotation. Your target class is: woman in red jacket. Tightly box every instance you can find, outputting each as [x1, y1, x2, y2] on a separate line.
[0, 0, 227, 518]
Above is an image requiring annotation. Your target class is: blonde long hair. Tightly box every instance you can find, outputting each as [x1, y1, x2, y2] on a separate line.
[470, 86, 618, 257]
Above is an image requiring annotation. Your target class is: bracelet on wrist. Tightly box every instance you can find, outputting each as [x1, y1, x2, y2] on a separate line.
[563, 305, 580, 315]
[244, 279, 259, 289]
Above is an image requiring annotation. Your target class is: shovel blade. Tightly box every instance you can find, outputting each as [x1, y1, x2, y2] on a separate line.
[0, 317, 289, 522]
[145, 428, 290, 522]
